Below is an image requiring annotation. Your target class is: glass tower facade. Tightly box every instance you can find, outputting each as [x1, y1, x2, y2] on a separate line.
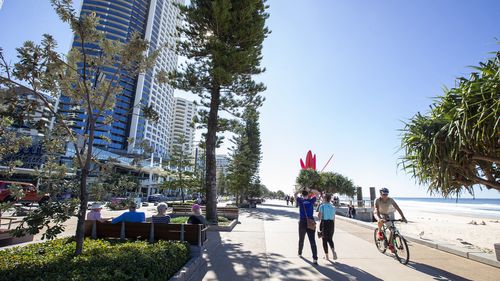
[58, 0, 181, 157]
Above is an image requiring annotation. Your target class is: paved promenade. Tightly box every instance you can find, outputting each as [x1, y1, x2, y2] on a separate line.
[202, 200, 500, 281]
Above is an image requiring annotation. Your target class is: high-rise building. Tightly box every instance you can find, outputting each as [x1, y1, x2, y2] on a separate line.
[58, 0, 182, 158]
[170, 97, 196, 156]
[0, 86, 55, 169]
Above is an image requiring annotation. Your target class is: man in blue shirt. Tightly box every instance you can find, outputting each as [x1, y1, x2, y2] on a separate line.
[112, 202, 146, 224]
[295, 188, 320, 265]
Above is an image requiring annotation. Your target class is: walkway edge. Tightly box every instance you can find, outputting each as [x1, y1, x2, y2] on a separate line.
[336, 215, 500, 269]
[169, 253, 207, 281]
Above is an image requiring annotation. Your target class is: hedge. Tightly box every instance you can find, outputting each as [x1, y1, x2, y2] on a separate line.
[0, 238, 190, 281]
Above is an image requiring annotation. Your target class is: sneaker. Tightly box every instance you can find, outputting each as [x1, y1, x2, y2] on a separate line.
[377, 231, 384, 240]
[332, 251, 338, 260]
[313, 259, 318, 265]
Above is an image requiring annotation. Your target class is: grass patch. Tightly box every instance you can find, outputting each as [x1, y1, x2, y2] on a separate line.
[0, 238, 190, 281]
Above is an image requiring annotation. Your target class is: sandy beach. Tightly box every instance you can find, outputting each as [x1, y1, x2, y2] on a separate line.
[390, 208, 500, 253]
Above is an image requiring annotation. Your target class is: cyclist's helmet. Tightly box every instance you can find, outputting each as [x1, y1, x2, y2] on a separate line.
[379, 187, 389, 195]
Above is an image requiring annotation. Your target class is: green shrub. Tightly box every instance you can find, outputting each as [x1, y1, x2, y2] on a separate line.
[0, 238, 190, 281]
[171, 216, 189, 224]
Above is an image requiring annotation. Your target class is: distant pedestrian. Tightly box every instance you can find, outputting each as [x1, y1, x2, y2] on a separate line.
[318, 194, 337, 260]
[290, 195, 295, 207]
[285, 195, 290, 206]
[295, 188, 320, 265]
[348, 204, 357, 219]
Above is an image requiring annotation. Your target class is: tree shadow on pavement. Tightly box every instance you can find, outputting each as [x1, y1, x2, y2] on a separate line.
[205, 230, 377, 281]
[241, 205, 299, 221]
[203, 231, 270, 281]
[264, 253, 383, 281]
[260, 202, 292, 208]
[406, 261, 473, 281]
[312, 259, 384, 281]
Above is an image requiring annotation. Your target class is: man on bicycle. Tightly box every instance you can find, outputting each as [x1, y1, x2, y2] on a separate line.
[375, 187, 407, 240]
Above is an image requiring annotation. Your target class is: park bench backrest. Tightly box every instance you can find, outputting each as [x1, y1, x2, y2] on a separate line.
[171, 205, 239, 220]
[84, 220, 207, 246]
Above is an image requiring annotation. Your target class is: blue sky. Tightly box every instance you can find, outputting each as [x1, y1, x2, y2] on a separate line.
[0, 0, 499, 198]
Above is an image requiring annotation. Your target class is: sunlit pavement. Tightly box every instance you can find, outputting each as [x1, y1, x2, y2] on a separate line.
[202, 199, 500, 281]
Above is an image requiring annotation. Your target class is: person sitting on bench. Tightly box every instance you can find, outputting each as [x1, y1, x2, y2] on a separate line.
[112, 202, 145, 224]
[86, 203, 110, 222]
[187, 204, 206, 226]
[151, 203, 170, 224]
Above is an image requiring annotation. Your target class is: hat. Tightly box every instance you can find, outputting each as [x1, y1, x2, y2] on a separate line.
[90, 203, 102, 210]
[192, 204, 201, 210]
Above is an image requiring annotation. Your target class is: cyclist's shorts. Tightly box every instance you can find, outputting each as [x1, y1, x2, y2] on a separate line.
[381, 213, 395, 226]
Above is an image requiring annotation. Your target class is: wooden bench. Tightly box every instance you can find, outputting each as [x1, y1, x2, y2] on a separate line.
[171, 205, 239, 220]
[83, 221, 208, 247]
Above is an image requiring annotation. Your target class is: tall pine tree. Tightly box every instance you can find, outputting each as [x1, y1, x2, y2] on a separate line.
[172, 0, 269, 222]
[227, 106, 262, 203]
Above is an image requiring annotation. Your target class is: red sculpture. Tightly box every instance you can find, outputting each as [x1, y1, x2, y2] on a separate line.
[300, 150, 316, 170]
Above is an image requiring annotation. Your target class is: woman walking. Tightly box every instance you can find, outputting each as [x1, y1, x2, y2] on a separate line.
[318, 193, 337, 260]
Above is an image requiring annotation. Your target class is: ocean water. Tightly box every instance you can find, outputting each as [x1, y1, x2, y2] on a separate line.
[393, 197, 500, 219]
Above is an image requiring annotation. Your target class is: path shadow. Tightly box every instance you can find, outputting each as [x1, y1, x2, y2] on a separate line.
[241, 204, 299, 221]
[264, 253, 383, 281]
[203, 231, 270, 281]
[261, 202, 295, 208]
[406, 261, 473, 281]
[205, 229, 377, 281]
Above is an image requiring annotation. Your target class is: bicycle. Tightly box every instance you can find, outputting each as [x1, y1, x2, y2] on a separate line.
[374, 219, 410, 265]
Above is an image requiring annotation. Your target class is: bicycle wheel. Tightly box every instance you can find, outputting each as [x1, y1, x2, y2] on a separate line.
[374, 228, 387, 253]
[393, 234, 410, 264]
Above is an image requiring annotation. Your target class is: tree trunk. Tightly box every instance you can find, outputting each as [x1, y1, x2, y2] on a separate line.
[74, 168, 89, 255]
[181, 172, 185, 203]
[75, 121, 95, 255]
[205, 86, 220, 224]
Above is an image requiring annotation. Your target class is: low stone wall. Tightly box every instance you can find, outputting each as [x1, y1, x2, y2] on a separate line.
[207, 219, 238, 232]
[336, 207, 374, 222]
[169, 252, 207, 281]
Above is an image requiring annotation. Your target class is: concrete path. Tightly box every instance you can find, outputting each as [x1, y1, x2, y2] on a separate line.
[202, 200, 500, 281]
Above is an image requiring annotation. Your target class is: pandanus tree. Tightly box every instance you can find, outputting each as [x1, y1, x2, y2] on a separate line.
[400, 51, 500, 197]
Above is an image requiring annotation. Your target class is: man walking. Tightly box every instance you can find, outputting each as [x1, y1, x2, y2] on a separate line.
[295, 188, 320, 265]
